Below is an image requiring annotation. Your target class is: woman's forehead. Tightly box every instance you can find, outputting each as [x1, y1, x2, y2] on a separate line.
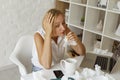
[54, 14, 64, 24]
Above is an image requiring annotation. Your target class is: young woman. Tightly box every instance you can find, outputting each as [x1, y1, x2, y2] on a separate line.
[31, 8, 86, 71]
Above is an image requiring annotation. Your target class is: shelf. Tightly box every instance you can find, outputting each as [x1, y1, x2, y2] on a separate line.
[103, 12, 119, 41]
[69, 4, 86, 28]
[104, 32, 120, 42]
[107, 9, 120, 14]
[57, 0, 120, 57]
[87, 5, 106, 11]
[59, 0, 70, 3]
[85, 7, 105, 33]
[88, 51, 113, 57]
[69, 23, 84, 30]
[69, 25, 83, 35]
[107, 0, 119, 11]
[83, 31, 101, 51]
[85, 27, 102, 35]
[71, 0, 87, 5]
[88, 0, 108, 9]
[101, 37, 114, 52]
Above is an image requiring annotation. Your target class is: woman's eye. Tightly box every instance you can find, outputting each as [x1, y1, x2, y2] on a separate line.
[62, 22, 66, 25]
[55, 25, 59, 27]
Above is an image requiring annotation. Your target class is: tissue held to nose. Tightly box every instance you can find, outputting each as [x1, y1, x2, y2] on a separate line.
[64, 32, 77, 46]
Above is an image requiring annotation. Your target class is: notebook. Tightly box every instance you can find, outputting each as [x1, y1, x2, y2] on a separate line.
[80, 52, 120, 80]
[110, 57, 120, 80]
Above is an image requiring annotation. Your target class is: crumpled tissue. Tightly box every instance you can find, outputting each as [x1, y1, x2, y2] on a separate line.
[61, 65, 115, 80]
[33, 70, 52, 80]
[63, 36, 77, 47]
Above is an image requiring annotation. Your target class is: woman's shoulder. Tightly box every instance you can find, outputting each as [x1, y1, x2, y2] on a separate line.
[36, 26, 45, 34]
[34, 26, 45, 39]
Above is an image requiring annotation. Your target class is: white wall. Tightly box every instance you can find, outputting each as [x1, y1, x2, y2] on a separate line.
[0, 0, 55, 69]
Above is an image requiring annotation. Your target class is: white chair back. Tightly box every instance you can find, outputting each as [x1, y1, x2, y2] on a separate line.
[10, 35, 33, 76]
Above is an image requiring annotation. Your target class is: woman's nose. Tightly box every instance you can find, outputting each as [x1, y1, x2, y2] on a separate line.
[60, 24, 65, 31]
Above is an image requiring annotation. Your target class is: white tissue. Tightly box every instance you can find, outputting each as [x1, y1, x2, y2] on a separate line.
[81, 68, 96, 78]
[63, 36, 77, 47]
[32, 65, 115, 80]
[105, 74, 116, 80]
[33, 70, 52, 80]
[74, 71, 83, 80]
[95, 64, 104, 76]
[61, 76, 69, 80]
[33, 71, 47, 80]
[92, 75, 108, 80]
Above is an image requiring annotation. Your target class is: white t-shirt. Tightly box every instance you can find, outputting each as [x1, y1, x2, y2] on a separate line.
[31, 27, 66, 69]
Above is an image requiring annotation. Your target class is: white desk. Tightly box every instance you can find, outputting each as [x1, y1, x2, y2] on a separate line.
[21, 56, 84, 80]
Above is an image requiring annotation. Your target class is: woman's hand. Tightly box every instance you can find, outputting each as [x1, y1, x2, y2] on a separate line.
[43, 13, 55, 36]
[66, 31, 86, 55]
[66, 32, 78, 43]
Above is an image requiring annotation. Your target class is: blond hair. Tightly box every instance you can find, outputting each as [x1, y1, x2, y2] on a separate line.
[42, 8, 64, 29]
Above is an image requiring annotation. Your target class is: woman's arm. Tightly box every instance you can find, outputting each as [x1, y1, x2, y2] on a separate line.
[34, 13, 55, 69]
[34, 33, 52, 69]
[66, 27, 86, 55]
[70, 36, 86, 56]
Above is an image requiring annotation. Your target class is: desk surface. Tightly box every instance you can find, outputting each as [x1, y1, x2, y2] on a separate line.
[21, 56, 84, 80]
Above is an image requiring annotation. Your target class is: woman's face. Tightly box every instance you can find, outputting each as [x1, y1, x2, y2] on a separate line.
[52, 14, 66, 37]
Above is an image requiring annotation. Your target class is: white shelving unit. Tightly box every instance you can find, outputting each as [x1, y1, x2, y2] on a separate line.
[57, 0, 120, 57]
